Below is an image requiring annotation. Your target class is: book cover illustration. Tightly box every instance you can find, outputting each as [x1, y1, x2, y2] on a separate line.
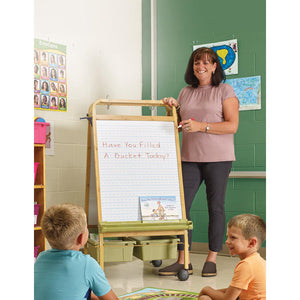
[139, 196, 179, 222]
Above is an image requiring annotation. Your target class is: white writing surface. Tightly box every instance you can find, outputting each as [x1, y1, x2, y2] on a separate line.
[96, 120, 182, 222]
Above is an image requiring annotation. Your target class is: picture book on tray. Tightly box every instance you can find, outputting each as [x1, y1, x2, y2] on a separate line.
[139, 196, 180, 222]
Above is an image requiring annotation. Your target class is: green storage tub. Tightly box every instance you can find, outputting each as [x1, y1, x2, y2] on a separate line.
[87, 238, 136, 262]
[127, 236, 179, 261]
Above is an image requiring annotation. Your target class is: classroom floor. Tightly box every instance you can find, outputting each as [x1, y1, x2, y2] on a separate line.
[104, 252, 240, 297]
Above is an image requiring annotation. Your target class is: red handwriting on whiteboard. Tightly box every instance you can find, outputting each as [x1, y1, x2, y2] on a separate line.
[102, 141, 161, 149]
[125, 141, 161, 148]
[103, 152, 170, 160]
[102, 142, 121, 148]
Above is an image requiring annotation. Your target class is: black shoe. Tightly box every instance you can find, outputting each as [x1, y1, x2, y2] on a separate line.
[201, 261, 217, 277]
[158, 262, 193, 276]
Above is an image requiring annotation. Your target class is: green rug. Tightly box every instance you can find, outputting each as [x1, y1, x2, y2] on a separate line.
[119, 287, 198, 300]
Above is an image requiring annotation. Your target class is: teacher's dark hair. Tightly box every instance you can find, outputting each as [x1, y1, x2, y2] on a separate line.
[184, 47, 225, 88]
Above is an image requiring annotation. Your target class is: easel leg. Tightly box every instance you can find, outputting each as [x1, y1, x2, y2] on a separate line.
[99, 233, 104, 269]
[84, 120, 92, 255]
[183, 230, 189, 270]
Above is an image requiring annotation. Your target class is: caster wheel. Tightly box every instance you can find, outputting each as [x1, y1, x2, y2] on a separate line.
[177, 269, 189, 281]
[151, 259, 162, 267]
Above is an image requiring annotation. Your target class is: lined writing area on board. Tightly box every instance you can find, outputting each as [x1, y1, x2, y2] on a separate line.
[96, 120, 182, 222]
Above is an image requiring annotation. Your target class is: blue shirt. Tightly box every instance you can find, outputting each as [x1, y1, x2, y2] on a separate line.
[34, 249, 111, 300]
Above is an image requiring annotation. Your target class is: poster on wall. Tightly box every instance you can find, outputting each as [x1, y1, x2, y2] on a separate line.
[226, 76, 261, 110]
[34, 39, 67, 112]
[193, 39, 238, 75]
[45, 121, 55, 155]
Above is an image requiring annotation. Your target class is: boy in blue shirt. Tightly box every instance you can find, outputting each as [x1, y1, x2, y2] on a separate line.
[34, 203, 119, 300]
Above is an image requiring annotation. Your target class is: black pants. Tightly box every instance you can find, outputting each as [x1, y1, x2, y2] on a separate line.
[178, 161, 232, 252]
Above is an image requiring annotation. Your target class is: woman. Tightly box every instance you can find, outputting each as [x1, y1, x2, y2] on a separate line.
[59, 97, 66, 109]
[50, 82, 58, 93]
[50, 68, 57, 80]
[159, 47, 239, 277]
[41, 81, 49, 92]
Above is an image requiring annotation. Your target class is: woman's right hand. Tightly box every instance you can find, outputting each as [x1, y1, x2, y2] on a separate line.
[162, 97, 179, 108]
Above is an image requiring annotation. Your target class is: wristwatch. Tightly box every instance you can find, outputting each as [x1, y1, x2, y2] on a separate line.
[205, 123, 210, 132]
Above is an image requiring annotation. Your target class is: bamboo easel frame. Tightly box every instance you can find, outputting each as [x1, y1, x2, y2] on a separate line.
[84, 99, 192, 275]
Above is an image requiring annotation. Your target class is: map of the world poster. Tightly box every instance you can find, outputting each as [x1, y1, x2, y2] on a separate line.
[193, 39, 238, 75]
[226, 76, 261, 111]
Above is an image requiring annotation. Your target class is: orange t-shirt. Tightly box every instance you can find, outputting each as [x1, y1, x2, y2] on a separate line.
[230, 252, 266, 300]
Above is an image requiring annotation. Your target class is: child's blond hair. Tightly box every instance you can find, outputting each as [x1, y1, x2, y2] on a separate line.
[227, 214, 266, 248]
[41, 203, 87, 250]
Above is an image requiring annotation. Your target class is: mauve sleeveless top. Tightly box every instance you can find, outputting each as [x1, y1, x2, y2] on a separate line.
[177, 83, 237, 162]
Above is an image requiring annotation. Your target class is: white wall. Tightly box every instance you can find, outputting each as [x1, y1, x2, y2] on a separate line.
[34, 0, 142, 209]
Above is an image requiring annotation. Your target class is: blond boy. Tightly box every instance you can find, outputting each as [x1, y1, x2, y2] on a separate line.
[34, 203, 119, 300]
[199, 214, 266, 300]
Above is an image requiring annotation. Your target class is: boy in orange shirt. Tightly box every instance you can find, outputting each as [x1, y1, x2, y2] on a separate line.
[198, 214, 266, 300]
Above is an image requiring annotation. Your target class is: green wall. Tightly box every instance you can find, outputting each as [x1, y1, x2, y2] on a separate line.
[142, 0, 266, 246]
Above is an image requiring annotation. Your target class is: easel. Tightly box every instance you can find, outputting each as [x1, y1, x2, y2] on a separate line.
[84, 99, 193, 281]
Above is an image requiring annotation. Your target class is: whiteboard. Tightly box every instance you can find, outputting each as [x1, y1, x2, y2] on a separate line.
[95, 120, 182, 222]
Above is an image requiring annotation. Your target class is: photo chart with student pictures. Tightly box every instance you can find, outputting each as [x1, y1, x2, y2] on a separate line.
[34, 39, 67, 111]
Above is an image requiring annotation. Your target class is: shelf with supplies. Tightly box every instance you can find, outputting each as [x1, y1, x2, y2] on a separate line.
[34, 144, 46, 262]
